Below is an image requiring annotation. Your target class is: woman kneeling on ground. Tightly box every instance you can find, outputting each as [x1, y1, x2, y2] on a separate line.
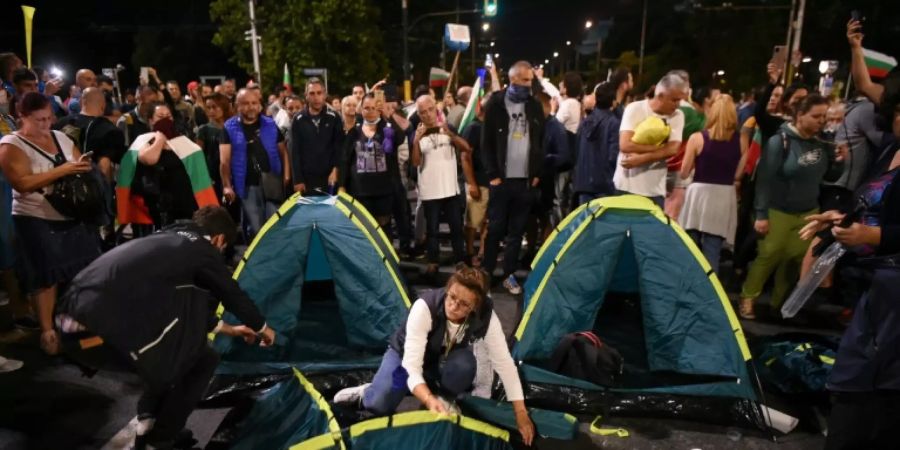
[334, 266, 535, 445]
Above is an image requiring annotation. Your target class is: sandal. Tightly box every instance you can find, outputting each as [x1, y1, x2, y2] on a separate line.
[738, 298, 756, 320]
[40, 329, 60, 355]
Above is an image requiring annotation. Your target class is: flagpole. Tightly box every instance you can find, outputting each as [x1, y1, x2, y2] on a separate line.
[844, 72, 852, 100]
[445, 51, 462, 96]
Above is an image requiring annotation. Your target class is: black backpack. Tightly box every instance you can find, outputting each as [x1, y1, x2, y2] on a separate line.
[548, 331, 624, 387]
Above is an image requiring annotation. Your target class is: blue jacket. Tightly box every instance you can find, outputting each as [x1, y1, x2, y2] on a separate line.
[543, 116, 571, 172]
[224, 115, 282, 199]
[572, 108, 620, 196]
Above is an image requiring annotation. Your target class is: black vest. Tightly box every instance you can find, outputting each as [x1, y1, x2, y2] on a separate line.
[389, 288, 493, 367]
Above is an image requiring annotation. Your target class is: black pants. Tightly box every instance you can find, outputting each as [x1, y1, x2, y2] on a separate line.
[483, 179, 538, 278]
[825, 391, 900, 450]
[392, 178, 413, 249]
[423, 196, 465, 265]
[138, 345, 219, 444]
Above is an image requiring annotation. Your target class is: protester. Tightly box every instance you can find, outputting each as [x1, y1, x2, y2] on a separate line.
[0, 53, 23, 96]
[380, 86, 415, 255]
[462, 99, 489, 266]
[166, 80, 195, 132]
[117, 85, 157, 146]
[53, 87, 126, 182]
[738, 94, 845, 319]
[221, 89, 290, 238]
[481, 61, 545, 295]
[351, 84, 365, 105]
[665, 74, 710, 221]
[0, 92, 101, 355]
[613, 73, 688, 208]
[340, 95, 359, 134]
[535, 91, 570, 241]
[65, 69, 97, 115]
[443, 90, 465, 129]
[195, 92, 232, 198]
[57, 206, 276, 449]
[339, 93, 395, 225]
[290, 77, 343, 194]
[333, 266, 535, 446]
[678, 94, 743, 273]
[411, 95, 477, 279]
[572, 82, 621, 206]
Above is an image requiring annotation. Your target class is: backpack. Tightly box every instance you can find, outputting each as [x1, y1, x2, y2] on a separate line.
[548, 331, 624, 387]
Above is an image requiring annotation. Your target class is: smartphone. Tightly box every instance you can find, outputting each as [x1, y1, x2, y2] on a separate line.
[79, 151, 94, 162]
[770, 45, 788, 69]
[851, 10, 865, 23]
[426, 127, 440, 135]
[374, 89, 385, 104]
[140, 67, 150, 81]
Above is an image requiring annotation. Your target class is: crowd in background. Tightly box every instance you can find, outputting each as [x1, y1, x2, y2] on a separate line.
[0, 12, 898, 404]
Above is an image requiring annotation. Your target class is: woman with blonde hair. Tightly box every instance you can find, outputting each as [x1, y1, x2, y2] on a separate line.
[678, 94, 744, 273]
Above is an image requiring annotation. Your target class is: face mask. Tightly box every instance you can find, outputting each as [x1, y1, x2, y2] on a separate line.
[152, 117, 178, 139]
[363, 117, 380, 126]
[506, 84, 531, 103]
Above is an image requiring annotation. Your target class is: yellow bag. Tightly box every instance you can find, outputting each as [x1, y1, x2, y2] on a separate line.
[631, 116, 670, 147]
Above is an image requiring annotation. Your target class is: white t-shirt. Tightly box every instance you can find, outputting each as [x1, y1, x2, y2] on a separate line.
[417, 132, 460, 201]
[613, 99, 685, 197]
[1, 130, 77, 220]
[401, 299, 525, 401]
[555, 97, 582, 134]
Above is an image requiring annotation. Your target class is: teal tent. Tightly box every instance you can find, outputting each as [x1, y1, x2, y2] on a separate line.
[213, 193, 410, 368]
[513, 195, 766, 426]
[292, 411, 512, 450]
[226, 368, 344, 450]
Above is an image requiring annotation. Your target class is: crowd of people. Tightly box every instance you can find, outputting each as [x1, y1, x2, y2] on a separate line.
[0, 16, 898, 449]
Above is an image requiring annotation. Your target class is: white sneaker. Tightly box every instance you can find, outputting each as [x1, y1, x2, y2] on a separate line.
[333, 383, 371, 405]
[0, 355, 23, 373]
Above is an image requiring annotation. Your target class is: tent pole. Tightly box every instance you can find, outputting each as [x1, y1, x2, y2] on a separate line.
[748, 361, 777, 442]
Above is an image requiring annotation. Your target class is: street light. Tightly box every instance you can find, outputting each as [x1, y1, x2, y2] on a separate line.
[544, 59, 549, 64]
[482, 22, 490, 31]
[494, 53, 499, 58]
[585, 20, 593, 29]
[566, 40, 571, 46]
[717, 70, 725, 76]
[553, 51, 559, 58]
[802, 56, 812, 63]
[490, 41, 495, 47]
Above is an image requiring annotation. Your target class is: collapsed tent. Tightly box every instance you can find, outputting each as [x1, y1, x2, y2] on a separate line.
[213, 193, 410, 369]
[512, 195, 767, 428]
[293, 410, 512, 450]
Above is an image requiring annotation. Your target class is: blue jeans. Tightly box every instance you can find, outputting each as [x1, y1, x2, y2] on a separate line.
[687, 230, 724, 273]
[423, 196, 465, 265]
[241, 185, 278, 238]
[363, 347, 476, 415]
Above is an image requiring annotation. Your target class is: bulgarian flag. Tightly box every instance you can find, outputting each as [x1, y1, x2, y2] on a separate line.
[283, 62, 292, 93]
[863, 48, 897, 78]
[458, 69, 486, 135]
[116, 133, 219, 225]
[429, 67, 450, 88]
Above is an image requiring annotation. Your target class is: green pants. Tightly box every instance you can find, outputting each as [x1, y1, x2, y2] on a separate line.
[740, 208, 817, 307]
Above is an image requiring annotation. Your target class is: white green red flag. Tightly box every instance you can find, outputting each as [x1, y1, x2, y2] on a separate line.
[863, 48, 897, 78]
[429, 67, 450, 88]
[283, 63, 292, 93]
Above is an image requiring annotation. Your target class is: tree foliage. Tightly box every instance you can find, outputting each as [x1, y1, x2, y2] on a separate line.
[210, 0, 390, 94]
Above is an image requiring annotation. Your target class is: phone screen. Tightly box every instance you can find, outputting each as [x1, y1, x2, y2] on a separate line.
[770, 45, 787, 68]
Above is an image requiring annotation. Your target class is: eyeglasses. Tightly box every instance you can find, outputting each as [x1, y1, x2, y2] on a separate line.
[447, 291, 475, 312]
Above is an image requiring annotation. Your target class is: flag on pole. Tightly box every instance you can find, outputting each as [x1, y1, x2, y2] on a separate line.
[21, 5, 36, 68]
[429, 67, 450, 88]
[458, 69, 486, 135]
[282, 63, 292, 93]
[863, 48, 897, 78]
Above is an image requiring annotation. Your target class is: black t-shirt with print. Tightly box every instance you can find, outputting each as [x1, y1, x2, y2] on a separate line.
[220, 120, 283, 186]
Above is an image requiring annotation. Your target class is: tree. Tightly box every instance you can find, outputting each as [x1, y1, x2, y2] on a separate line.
[210, 0, 390, 94]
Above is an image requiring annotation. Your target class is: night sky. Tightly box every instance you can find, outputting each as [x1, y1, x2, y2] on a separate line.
[1, 1, 897, 93]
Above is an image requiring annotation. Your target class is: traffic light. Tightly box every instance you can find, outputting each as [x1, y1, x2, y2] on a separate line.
[484, 0, 498, 17]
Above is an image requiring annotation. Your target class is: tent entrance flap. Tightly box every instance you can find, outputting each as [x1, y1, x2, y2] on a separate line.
[305, 227, 332, 281]
[594, 293, 739, 389]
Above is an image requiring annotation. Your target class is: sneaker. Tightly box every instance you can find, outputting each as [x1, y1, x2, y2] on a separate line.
[333, 383, 371, 406]
[502, 275, 522, 295]
[0, 355, 23, 373]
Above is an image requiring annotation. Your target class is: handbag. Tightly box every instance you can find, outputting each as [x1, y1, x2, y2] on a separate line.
[252, 155, 284, 202]
[19, 132, 104, 223]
